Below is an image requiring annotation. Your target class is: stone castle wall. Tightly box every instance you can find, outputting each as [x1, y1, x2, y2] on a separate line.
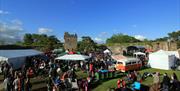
[108, 42, 177, 54]
[64, 32, 77, 51]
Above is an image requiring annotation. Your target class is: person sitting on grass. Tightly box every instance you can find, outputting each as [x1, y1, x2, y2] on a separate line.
[162, 73, 170, 91]
[46, 75, 53, 91]
[13, 74, 19, 91]
[170, 72, 180, 91]
[87, 75, 92, 84]
[25, 77, 32, 91]
[131, 81, 141, 91]
[153, 72, 160, 85]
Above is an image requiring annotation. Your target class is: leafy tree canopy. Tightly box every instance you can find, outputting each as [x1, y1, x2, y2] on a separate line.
[106, 33, 140, 43]
[78, 36, 97, 52]
[22, 33, 62, 51]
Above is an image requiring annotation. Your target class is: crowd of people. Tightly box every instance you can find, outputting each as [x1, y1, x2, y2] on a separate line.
[1, 51, 114, 91]
[113, 71, 180, 91]
[150, 72, 180, 91]
[1, 50, 180, 91]
[2, 61, 33, 91]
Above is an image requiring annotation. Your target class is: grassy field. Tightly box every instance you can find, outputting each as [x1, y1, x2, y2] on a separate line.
[93, 68, 180, 91]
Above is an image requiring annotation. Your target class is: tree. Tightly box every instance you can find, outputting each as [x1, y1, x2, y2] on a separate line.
[106, 33, 140, 43]
[153, 30, 180, 48]
[22, 33, 62, 51]
[168, 30, 180, 48]
[47, 35, 62, 50]
[23, 33, 33, 45]
[78, 36, 97, 52]
[154, 37, 169, 42]
[168, 30, 180, 41]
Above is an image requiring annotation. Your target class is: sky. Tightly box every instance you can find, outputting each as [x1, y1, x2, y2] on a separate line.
[0, 0, 180, 43]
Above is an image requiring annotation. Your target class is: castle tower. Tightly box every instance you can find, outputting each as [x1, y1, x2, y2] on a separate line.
[64, 32, 77, 51]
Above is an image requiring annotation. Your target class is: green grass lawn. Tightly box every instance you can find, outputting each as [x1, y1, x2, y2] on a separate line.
[140, 68, 180, 86]
[93, 68, 180, 91]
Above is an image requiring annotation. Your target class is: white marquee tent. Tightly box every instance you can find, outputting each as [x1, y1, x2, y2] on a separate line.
[0, 49, 43, 69]
[55, 54, 91, 61]
[148, 50, 177, 70]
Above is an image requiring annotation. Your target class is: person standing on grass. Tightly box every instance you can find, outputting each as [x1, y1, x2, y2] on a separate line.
[153, 72, 160, 84]
[25, 77, 32, 91]
[117, 79, 121, 89]
[17, 72, 25, 91]
[136, 72, 142, 83]
[162, 73, 170, 91]
[9, 74, 14, 91]
[89, 62, 94, 77]
[3, 64, 8, 79]
[46, 75, 53, 91]
[170, 73, 180, 91]
[80, 61, 84, 69]
[3, 75, 10, 91]
[83, 79, 88, 91]
[13, 75, 19, 91]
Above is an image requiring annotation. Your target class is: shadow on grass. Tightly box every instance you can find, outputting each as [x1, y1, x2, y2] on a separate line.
[90, 72, 125, 89]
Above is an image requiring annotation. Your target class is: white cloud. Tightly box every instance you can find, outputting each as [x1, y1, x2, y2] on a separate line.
[0, 20, 24, 44]
[0, 10, 9, 15]
[38, 28, 52, 34]
[98, 32, 108, 37]
[134, 35, 146, 41]
[11, 19, 23, 26]
[94, 37, 105, 44]
[94, 32, 108, 44]
[78, 38, 82, 41]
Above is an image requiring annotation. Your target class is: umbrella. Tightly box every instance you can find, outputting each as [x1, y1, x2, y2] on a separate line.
[103, 49, 111, 54]
[133, 52, 146, 55]
[55, 54, 91, 61]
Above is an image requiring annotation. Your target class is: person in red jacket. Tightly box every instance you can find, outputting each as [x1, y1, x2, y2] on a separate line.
[26, 67, 34, 78]
[122, 79, 126, 88]
[117, 79, 126, 89]
[89, 63, 94, 76]
[117, 79, 121, 88]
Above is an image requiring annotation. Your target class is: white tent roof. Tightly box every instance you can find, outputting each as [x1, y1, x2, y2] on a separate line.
[103, 49, 111, 54]
[133, 52, 146, 55]
[55, 54, 91, 61]
[0, 49, 43, 59]
[150, 50, 179, 57]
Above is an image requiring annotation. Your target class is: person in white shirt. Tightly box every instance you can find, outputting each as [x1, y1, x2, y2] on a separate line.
[13, 76, 19, 91]
[3, 76, 10, 91]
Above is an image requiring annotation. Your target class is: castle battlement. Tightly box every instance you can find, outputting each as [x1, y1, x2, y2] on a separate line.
[64, 32, 78, 51]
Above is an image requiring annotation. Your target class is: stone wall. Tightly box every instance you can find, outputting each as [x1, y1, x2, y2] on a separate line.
[64, 32, 77, 51]
[108, 42, 177, 54]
